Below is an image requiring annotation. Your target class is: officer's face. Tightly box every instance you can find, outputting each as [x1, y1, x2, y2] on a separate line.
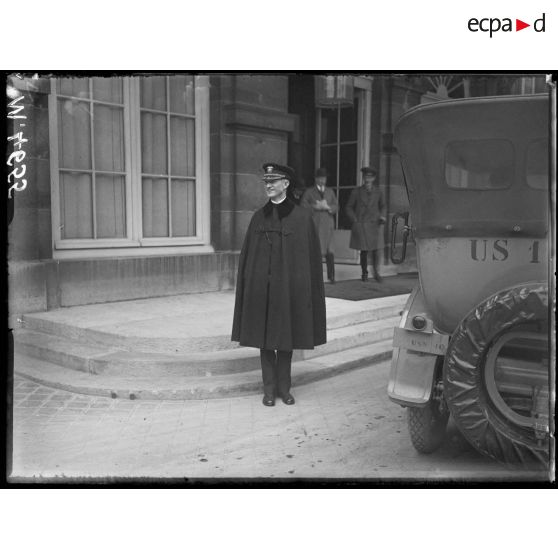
[264, 178, 289, 201]
[316, 176, 327, 188]
[363, 174, 376, 189]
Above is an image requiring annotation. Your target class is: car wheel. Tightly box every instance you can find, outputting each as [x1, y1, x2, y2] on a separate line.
[408, 401, 449, 454]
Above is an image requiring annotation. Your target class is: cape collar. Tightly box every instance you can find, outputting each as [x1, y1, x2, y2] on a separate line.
[263, 196, 295, 219]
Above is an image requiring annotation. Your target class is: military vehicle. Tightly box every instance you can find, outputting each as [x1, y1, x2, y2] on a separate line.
[388, 93, 552, 469]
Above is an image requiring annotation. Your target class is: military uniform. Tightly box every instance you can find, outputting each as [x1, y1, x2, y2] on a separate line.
[346, 166, 386, 281]
[232, 163, 327, 406]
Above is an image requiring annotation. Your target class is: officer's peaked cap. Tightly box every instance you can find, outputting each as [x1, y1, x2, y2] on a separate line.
[262, 162, 295, 182]
[361, 166, 377, 176]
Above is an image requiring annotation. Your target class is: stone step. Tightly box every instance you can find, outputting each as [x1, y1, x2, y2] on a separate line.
[14, 318, 399, 378]
[13, 329, 117, 374]
[13, 340, 394, 400]
[298, 317, 398, 361]
[20, 294, 406, 354]
[317, 296, 404, 330]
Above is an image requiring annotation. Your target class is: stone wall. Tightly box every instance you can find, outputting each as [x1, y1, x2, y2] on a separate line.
[7, 76, 246, 318]
[7, 81, 52, 264]
[8, 252, 239, 323]
[7, 79, 53, 320]
[9, 74, 302, 317]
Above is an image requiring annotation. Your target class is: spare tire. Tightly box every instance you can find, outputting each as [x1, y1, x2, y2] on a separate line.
[443, 282, 550, 470]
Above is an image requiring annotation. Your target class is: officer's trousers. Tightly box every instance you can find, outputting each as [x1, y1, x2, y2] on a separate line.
[260, 349, 293, 397]
[360, 250, 379, 273]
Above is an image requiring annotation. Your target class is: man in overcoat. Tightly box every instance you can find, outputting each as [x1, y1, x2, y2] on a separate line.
[300, 167, 339, 283]
[346, 166, 386, 281]
[231, 163, 327, 406]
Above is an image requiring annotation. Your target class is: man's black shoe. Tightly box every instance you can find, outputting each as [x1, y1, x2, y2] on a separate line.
[262, 395, 275, 406]
[280, 393, 295, 405]
[361, 273, 368, 282]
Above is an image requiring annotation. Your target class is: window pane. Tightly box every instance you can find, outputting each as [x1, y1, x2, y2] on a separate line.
[96, 174, 126, 238]
[339, 143, 357, 187]
[526, 138, 548, 190]
[60, 172, 93, 239]
[58, 99, 91, 169]
[141, 112, 167, 174]
[170, 117, 195, 176]
[92, 77, 123, 104]
[142, 178, 168, 237]
[169, 76, 195, 115]
[445, 140, 514, 190]
[140, 76, 167, 111]
[171, 179, 196, 236]
[320, 108, 338, 144]
[320, 145, 338, 186]
[58, 77, 90, 99]
[94, 105, 125, 172]
[340, 98, 358, 142]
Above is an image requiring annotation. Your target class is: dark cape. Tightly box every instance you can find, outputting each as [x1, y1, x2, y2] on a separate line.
[231, 198, 327, 351]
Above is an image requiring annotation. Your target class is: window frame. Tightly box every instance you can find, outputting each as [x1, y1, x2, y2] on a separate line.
[49, 75, 211, 257]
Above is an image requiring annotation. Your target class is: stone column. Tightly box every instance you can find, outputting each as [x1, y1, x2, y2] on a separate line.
[7, 78, 53, 321]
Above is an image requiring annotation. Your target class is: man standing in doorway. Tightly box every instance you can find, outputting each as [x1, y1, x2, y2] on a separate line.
[346, 166, 386, 282]
[300, 167, 339, 284]
[231, 163, 327, 407]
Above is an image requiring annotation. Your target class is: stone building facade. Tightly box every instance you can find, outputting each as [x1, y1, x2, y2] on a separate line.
[7, 73, 547, 323]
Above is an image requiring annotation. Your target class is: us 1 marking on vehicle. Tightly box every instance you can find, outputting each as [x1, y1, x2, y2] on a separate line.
[470, 239, 542, 263]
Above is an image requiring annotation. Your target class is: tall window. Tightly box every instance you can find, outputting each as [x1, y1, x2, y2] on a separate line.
[317, 93, 361, 229]
[50, 75, 209, 252]
[140, 76, 196, 238]
[56, 77, 126, 239]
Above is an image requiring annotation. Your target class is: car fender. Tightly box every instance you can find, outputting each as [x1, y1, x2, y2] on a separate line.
[387, 287, 447, 407]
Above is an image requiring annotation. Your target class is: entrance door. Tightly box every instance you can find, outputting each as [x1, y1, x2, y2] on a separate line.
[316, 79, 372, 263]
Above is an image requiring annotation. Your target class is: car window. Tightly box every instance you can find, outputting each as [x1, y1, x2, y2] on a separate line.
[526, 138, 548, 190]
[445, 139, 514, 190]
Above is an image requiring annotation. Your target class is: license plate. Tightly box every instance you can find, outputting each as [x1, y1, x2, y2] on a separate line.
[392, 327, 449, 355]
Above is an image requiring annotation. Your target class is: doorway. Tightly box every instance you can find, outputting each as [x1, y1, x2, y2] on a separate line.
[315, 78, 372, 263]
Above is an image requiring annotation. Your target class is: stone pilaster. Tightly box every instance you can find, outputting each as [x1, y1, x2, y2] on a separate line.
[209, 75, 297, 252]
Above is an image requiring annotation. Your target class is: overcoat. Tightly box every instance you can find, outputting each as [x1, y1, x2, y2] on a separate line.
[300, 186, 338, 255]
[345, 186, 385, 251]
[231, 198, 327, 351]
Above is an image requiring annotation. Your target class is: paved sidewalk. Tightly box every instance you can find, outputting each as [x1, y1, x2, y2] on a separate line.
[9, 362, 547, 482]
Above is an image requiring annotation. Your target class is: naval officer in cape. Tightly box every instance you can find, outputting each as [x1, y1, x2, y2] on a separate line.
[231, 163, 327, 406]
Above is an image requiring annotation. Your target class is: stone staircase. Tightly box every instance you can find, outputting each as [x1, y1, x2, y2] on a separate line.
[13, 294, 406, 400]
